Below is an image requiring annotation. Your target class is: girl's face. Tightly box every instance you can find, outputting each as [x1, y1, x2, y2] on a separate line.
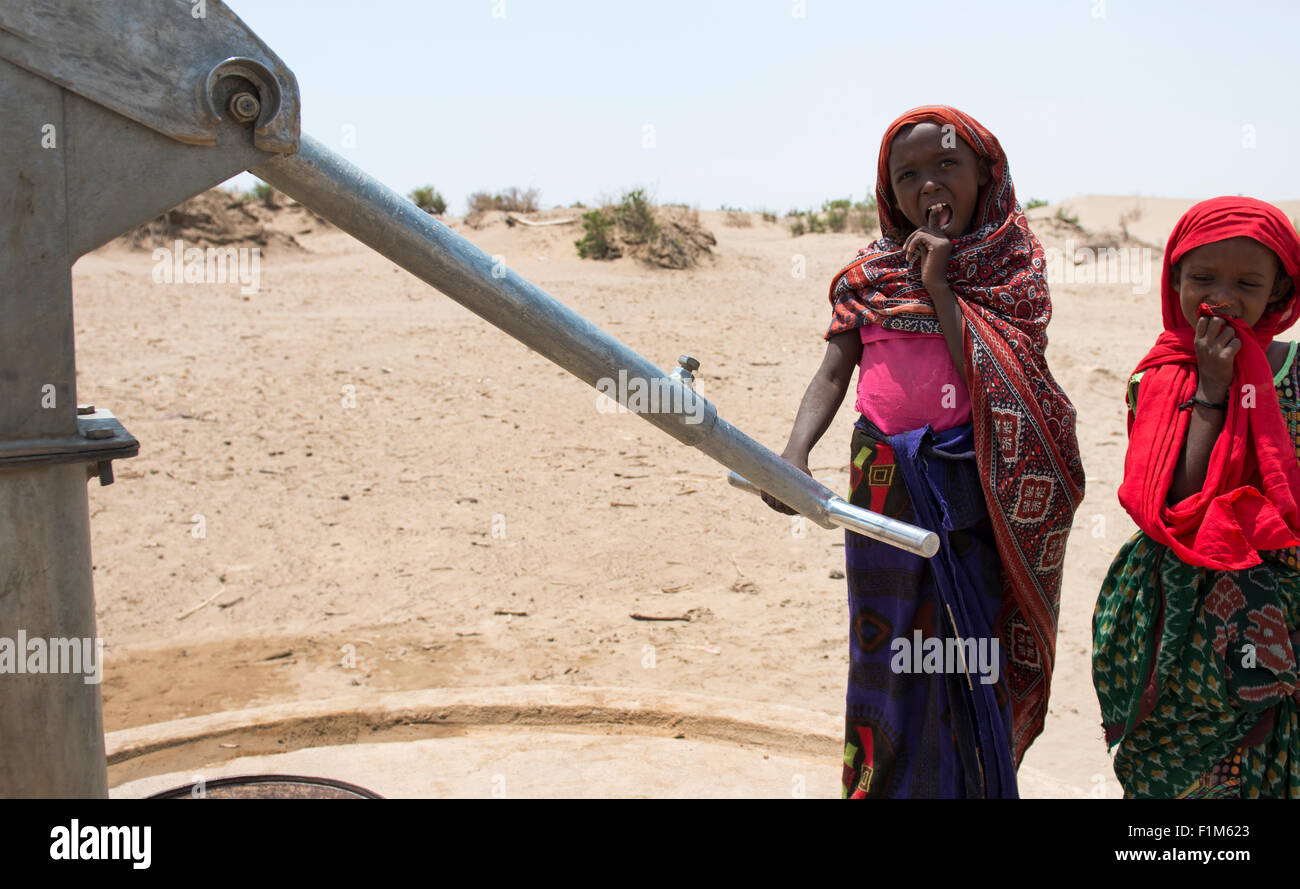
[886, 121, 990, 238]
[1174, 237, 1293, 328]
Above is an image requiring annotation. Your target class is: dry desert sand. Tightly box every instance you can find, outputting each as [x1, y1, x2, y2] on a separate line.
[72, 193, 1300, 797]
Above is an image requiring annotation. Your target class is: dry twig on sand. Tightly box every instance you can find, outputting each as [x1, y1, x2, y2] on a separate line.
[176, 589, 224, 620]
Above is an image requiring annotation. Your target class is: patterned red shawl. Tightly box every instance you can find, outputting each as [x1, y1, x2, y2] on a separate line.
[826, 105, 1085, 765]
[1118, 196, 1300, 569]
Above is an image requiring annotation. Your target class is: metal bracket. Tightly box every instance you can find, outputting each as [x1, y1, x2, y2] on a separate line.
[0, 406, 138, 486]
[0, 0, 300, 152]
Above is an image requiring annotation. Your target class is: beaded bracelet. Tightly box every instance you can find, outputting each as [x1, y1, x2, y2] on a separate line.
[1178, 396, 1228, 411]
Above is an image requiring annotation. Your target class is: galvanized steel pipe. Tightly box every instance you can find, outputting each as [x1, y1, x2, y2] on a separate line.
[253, 136, 939, 558]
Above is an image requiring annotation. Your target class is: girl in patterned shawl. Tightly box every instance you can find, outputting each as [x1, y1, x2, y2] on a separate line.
[1095, 196, 1300, 798]
[763, 106, 1084, 797]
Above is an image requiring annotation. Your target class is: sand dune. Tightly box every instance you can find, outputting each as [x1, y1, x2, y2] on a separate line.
[1031, 195, 1300, 249]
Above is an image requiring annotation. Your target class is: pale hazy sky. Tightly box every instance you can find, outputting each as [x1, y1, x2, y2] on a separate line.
[223, 0, 1300, 212]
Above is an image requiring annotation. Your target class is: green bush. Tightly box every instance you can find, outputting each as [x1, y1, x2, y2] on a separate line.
[822, 197, 851, 233]
[851, 196, 877, 233]
[575, 209, 616, 259]
[409, 185, 447, 215]
[573, 190, 714, 268]
[786, 196, 877, 237]
[1025, 198, 1049, 210]
[611, 188, 657, 244]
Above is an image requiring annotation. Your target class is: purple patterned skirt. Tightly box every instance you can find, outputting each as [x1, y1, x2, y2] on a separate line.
[841, 416, 1017, 798]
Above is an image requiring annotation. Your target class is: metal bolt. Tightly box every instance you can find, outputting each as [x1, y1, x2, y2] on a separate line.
[672, 354, 700, 387]
[228, 91, 261, 124]
[76, 404, 95, 415]
[83, 427, 113, 440]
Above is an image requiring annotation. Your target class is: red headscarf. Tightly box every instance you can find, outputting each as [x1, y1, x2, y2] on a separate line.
[1118, 196, 1300, 569]
[827, 106, 1085, 765]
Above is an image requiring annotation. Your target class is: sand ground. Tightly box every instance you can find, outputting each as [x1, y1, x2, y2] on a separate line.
[70, 196, 1300, 797]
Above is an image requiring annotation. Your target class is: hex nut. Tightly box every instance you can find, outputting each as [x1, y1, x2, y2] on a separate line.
[228, 91, 261, 123]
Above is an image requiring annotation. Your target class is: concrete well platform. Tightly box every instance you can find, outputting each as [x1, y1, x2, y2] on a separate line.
[107, 686, 845, 799]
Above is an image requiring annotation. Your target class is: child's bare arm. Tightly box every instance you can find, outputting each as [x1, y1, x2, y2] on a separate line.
[1168, 315, 1236, 504]
[927, 282, 967, 382]
[762, 329, 863, 514]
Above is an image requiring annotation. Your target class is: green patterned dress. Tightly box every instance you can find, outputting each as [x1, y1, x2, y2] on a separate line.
[1093, 341, 1300, 798]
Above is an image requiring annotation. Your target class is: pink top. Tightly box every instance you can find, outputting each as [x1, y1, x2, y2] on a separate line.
[855, 325, 972, 434]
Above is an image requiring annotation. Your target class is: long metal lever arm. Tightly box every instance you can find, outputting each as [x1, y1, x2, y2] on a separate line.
[252, 135, 938, 557]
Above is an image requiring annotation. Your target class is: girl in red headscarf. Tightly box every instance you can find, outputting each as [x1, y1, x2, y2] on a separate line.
[1095, 196, 1300, 798]
[763, 106, 1084, 797]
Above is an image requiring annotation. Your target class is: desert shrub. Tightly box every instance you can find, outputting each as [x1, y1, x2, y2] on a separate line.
[1025, 198, 1049, 210]
[611, 188, 657, 244]
[409, 185, 447, 215]
[575, 209, 618, 259]
[467, 187, 541, 214]
[574, 190, 714, 268]
[760, 209, 778, 223]
[724, 207, 753, 227]
[1118, 204, 1143, 240]
[500, 186, 540, 212]
[822, 197, 851, 233]
[851, 197, 877, 233]
[1055, 206, 1080, 225]
[245, 181, 281, 208]
[786, 197, 877, 236]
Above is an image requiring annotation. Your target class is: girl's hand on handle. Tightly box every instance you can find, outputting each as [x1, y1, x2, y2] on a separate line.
[761, 452, 812, 515]
[764, 329, 861, 516]
[1193, 314, 1240, 403]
